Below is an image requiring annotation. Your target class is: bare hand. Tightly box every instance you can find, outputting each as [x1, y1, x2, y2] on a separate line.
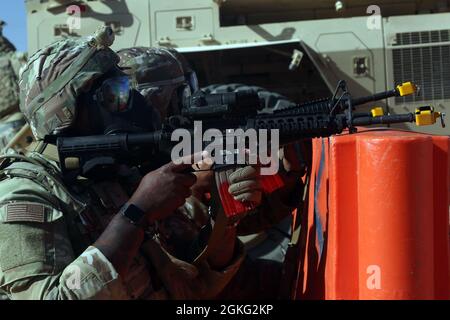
[129, 156, 198, 222]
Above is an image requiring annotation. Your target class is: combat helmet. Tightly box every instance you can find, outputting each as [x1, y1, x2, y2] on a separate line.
[19, 26, 120, 140]
[118, 47, 185, 88]
[117, 47, 198, 118]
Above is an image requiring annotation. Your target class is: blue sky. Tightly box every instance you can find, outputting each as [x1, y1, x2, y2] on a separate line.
[1, 1, 27, 52]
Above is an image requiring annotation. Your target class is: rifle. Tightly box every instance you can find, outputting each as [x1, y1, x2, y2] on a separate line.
[43, 80, 444, 263]
[45, 79, 445, 191]
[45, 80, 444, 178]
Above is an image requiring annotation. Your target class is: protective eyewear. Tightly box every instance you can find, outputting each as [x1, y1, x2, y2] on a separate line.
[95, 76, 132, 113]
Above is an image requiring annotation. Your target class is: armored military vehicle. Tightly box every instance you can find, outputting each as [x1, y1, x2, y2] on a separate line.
[26, 0, 450, 135]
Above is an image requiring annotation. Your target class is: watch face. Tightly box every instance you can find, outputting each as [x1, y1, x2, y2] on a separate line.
[122, 203, 145, 225]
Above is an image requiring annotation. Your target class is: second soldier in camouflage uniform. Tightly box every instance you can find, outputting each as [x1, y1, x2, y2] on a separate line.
[0, 21, 31, 152]
[117, 47, 305, 299]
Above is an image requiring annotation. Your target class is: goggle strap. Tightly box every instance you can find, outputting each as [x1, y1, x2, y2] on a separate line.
[136, 76, 186, 91]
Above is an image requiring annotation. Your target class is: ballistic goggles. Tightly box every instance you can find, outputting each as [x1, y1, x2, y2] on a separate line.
[95, 76, 132, 113]
[94, 71, 198, 114]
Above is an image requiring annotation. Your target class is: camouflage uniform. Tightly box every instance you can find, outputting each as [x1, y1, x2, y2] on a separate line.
[116, 47, 303, 300]
[0, 27, 244, 300]
[0, 21, 30, 152]
[117, 47, 300, 230]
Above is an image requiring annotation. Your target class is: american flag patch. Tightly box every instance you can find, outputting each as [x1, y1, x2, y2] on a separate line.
[5, 203, 46, 223]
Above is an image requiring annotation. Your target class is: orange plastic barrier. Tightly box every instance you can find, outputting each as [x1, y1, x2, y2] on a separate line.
[295, 129, 450, 300]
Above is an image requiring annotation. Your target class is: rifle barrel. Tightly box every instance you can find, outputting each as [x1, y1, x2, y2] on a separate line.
[351, 89, 398, 107]
[352, 114, 415, 126]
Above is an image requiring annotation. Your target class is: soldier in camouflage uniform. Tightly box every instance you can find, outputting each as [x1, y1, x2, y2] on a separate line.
[0, 21, 31, 152]
[117, 46, 303, 231]
[117, 47, 305, 298]
[0, 27, 261, 300]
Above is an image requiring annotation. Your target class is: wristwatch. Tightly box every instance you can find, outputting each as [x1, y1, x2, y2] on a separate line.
[119, 203, 146, 227]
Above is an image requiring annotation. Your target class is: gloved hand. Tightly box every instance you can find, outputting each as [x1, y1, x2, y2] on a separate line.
[192, 159, 262, 206]
[227, 166, 262, 206]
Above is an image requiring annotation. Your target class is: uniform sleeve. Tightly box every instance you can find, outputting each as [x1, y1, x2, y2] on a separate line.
[143, 238, 245, 300]
[206, 238, 246, 281]
[189, 239, 246, 299]
[0, 177, 128, 300]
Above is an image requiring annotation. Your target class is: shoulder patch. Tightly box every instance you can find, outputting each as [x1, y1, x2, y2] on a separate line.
[5, 202, 45, 223]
